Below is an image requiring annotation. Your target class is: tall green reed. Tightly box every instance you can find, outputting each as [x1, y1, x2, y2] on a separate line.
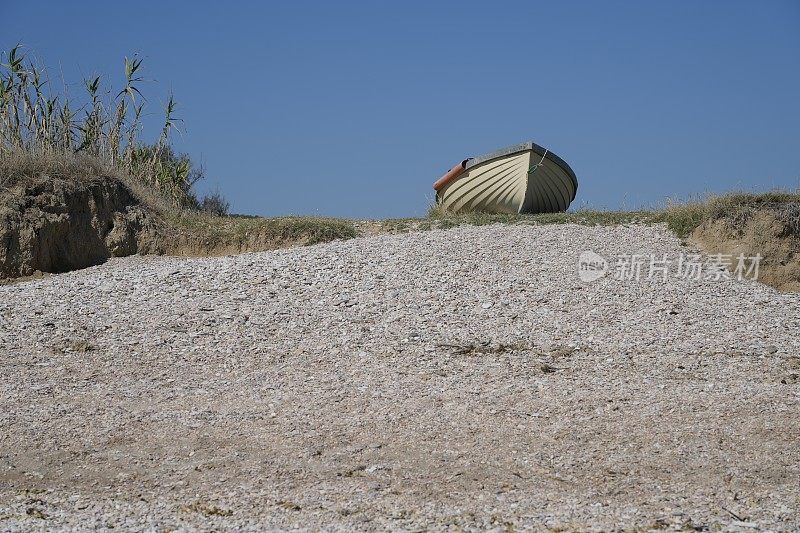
[0, 44, 202, 207]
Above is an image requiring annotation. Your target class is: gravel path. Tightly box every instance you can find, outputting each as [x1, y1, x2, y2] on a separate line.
[1, 223, 799, 531]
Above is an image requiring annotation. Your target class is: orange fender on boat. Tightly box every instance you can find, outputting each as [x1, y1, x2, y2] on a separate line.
[433, 159, 471, 191]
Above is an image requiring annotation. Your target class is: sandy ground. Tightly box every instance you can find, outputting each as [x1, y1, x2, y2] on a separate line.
[1, 223, 798, 531]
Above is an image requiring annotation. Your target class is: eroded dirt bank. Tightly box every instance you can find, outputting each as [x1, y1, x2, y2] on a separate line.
[1, 175, 359, 282]
[692, 209, 800, 292]
[0, 175, 161, 278]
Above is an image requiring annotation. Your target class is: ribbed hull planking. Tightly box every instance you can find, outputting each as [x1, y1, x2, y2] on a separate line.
[436, 142, 577, 214]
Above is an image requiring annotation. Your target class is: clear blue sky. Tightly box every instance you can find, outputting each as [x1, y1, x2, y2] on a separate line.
[4, 1, 799, 218]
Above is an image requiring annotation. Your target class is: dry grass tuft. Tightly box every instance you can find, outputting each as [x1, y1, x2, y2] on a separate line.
[0, 149, 113, 190]
[179, 501, 233, 517]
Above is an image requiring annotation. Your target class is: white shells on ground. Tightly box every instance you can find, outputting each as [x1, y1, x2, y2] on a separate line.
[0, 223, 798, 531]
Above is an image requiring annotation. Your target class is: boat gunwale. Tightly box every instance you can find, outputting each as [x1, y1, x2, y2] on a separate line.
[464, 141, 578, 199]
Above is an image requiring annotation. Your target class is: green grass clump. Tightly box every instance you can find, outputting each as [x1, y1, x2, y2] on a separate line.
[171, 212, 358, 250]
[274, 216, 358, 245]
[663, 191, 800, 237]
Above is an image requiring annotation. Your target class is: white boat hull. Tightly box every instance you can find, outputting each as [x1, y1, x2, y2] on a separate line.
[436, 142, 577, 214]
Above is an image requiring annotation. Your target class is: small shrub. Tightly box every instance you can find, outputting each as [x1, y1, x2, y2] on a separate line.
[198, 190, 230, 217]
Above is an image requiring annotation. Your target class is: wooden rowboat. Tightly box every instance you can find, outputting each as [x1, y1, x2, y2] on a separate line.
[433, 142, 578, 214]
